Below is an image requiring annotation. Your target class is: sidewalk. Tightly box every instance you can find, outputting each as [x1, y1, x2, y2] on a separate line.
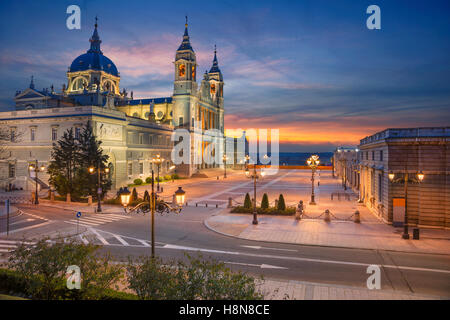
[260, 279, 445, 300]
[205, 210, 450, 255]
[38, 199, 124, 214]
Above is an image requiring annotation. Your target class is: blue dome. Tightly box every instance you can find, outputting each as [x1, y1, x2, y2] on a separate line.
[70, 52, 119, 77]
[69, 18, 119, 77]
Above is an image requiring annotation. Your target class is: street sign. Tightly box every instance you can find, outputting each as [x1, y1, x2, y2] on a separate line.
[76, 211, 82, 218]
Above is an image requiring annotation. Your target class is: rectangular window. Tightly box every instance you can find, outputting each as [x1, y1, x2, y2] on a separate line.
[372, 151, 375, 161]
[139, 163, 144, 174]
[30, 128, 36, 141]
[179, 117, 183, 126]
[192, 117, 195, 127]
[139, 134, 143, 144]
[10, 128, 16, 142]
[8, 163, 15, 178]
[380, 150, 383, 162]
[128, 163, 133, 176]
[75, 127, 81, 139]
[378, 174, 383, 201]
[52, 128, 58, 141]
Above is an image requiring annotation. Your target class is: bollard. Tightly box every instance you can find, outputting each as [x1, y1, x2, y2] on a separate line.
[295, 200, 304, 221]
[324, 209, 331, 222]
[354, 210, 360, 223]
[196, 203, 198, 207]
[205, 203, 208, 208]
[87, 195, 92, 206]
[228, 197, 232, 208]
[413, 228, 420, 240]
[216, 204, 218, 208]
[217, 176, 219, 180]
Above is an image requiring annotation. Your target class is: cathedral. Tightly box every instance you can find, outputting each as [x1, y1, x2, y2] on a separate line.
[0, 18, 225, 191]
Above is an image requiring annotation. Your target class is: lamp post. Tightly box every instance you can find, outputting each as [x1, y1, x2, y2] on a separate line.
[389, 168, 424, 239]
[28, 160, 45, 205]
[119, 171, 186, 258]
[307, 155, 320, 205]
[245, 156, 265, 225]
[89, 162, 109, 213]
[152, 154, 164, 192]
[223, 154, 228, 178]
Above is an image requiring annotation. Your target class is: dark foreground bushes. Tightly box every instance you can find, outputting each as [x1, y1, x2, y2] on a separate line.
[2, 238, 262, 300]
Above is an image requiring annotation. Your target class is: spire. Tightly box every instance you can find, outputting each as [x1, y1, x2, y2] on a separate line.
[177, 16, 193, 52]
[209, 45, 221, 73]
[88, 16, 102, 54]
[29, 75, 35, 89]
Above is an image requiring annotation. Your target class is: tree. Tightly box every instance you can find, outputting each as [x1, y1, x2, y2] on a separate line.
[277, 194, 286, 211]
[261, 193, 269, 209]
[131, 187, 138, 202]
[77, 123, 111, 200]
[244, 193, 252, 209]
[143, 190, 150, 202]
[47, 128, 79, 197]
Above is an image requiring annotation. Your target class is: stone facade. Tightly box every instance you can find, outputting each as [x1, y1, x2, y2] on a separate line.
[335, 127, 449, 229]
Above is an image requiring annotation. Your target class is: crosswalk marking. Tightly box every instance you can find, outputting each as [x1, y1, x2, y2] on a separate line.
[138, 240, 150, 247]
[113, 235, 129, 246]
[64, 213, 130, 228]
[89, 228, 109, 245]
[0, 240, 36, 253]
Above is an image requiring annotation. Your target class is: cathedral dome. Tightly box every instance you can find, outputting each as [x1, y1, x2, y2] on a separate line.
[70, 52, 118, 77]
[69, 18, 119, 77]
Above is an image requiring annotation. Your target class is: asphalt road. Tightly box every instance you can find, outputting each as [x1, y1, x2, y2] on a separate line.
[8, 170, 450, 298]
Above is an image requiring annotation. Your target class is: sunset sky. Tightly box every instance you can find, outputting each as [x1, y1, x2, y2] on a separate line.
[0, 0, 449, 151]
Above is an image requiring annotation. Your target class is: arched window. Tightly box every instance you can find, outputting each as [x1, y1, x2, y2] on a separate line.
[72, 78, 87, 91]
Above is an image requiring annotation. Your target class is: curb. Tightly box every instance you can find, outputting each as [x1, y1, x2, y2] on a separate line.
[203, 215, 450, 256]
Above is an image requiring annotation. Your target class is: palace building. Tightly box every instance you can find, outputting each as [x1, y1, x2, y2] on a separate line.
[0, 18, 225, 191]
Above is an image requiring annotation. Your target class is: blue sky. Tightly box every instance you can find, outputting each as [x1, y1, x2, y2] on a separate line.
[0, 0, 449, 151]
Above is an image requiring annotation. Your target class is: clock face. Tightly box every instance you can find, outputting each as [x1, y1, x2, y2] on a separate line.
[179, 64, 186, 77]
[192, 66, 195, 78]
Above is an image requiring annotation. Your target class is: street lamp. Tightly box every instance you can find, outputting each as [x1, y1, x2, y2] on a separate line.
[28, 160, 44, 205]
[152, 154, 164, 192]
[245, 156, 264, 225]
[88, 162, 110, 213]
[388, 168, 425, 239]
[223, 154, 228, 178]
[119, 171, 186, 258]
[120, 187, 131, 209]
[307, 155, 320, 205]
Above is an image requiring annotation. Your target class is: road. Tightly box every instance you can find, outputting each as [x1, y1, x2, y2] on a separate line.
[4, 169, 450, 298]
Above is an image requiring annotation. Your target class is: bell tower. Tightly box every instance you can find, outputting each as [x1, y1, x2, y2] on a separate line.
[173, 17, 197, 128]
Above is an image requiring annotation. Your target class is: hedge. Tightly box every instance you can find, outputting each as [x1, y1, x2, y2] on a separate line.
[0, 268, 138, 300]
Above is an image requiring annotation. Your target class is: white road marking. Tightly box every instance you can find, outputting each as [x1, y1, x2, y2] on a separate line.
[224, 261, 288, 270]
[240, 245, 297, 252]
[113, 235, 129, 246]
[68, 219, 98, 226]
[0, 220, 53, 236]
[89, 228, 109, 245]
[159, 243, 450, 274]
[10, 218, 35, 226]
[138, 240, 150, 247]
[79, 235, 89, 245]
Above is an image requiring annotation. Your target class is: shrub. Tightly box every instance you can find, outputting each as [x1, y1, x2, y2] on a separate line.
[143, 190, 150, 202]
[277, 194, 286, 211]
[7, 239, 124, 300]
[126, 254, 262, 300]
[244, 193, 252, 209]
[133, 179, 143, 185]
[261, 193, 269, 209]
[145, 177, 152, 184]
[171, 174, 179, 180]
[164, 175, 171, 181]
[156, 177, 163, 182]
[131, 188, 138, 202]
